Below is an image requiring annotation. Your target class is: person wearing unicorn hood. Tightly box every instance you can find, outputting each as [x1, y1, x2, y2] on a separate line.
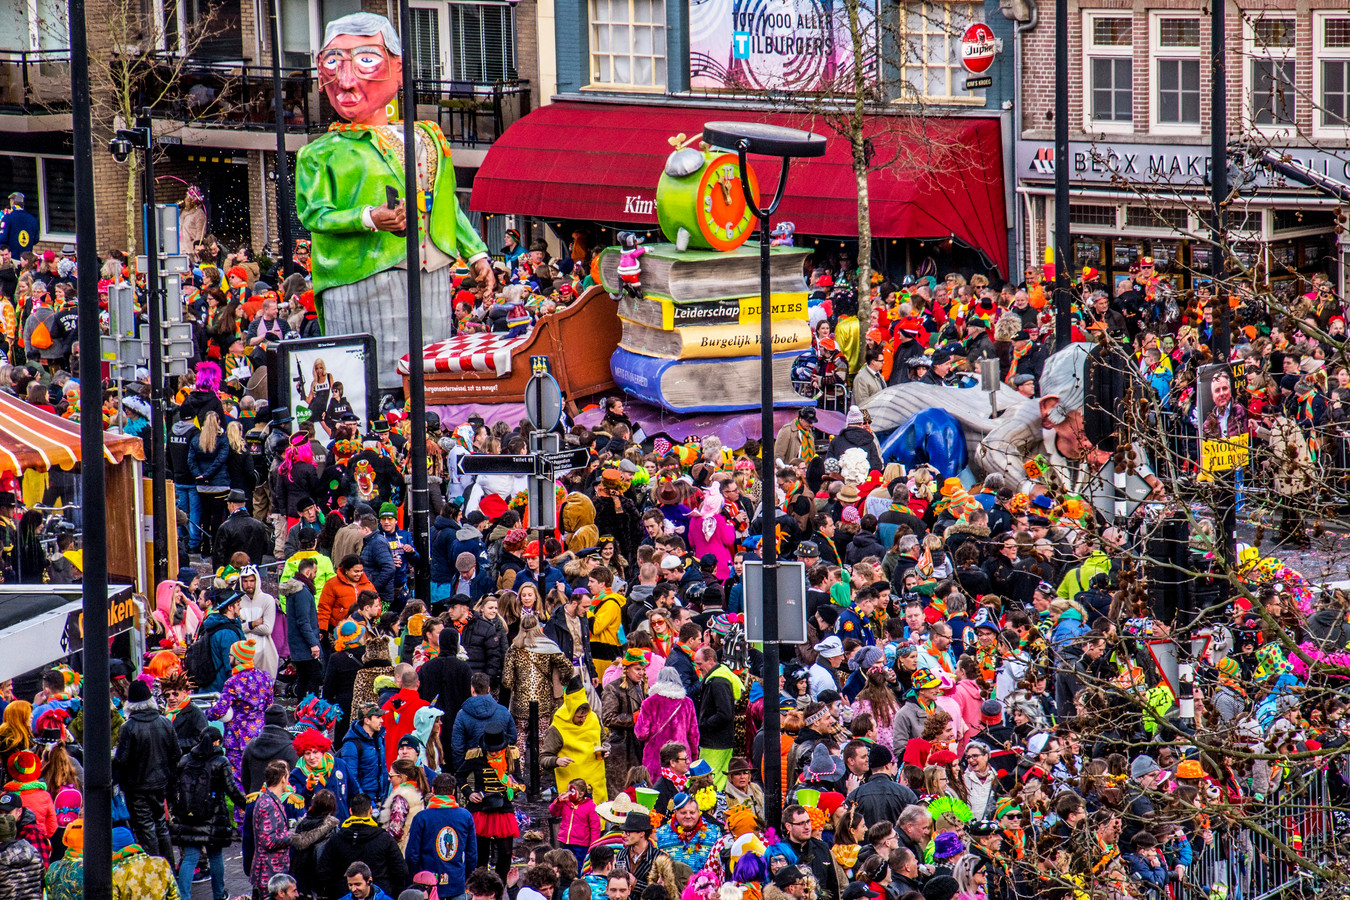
[208, 639, 275, 788]
[238, 564, 281, 679]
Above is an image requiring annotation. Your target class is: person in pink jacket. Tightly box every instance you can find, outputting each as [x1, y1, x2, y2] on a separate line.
[688, 485, 737, 580]
[951, 657, 985, 752]
[634, 667, 700, 778]
[548, 778, 602, 870]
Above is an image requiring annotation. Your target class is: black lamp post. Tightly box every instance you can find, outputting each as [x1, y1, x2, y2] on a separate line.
[701, 120, 825, 827]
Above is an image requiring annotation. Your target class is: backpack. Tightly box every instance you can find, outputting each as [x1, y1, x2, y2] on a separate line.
[172, 752, 215, 824]
[28, 317, 52, 350]
[185, 619, 232, 688]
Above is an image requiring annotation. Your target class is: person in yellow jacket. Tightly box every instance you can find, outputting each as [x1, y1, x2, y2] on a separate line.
[541, 676, 609, 803]
[587, 565, 627, 679]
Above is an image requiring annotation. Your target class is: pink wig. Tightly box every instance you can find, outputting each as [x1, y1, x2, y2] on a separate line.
[195, 360, 222, 393]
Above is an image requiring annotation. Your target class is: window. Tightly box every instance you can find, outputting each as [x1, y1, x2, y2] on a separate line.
[1084, 14, 1133, 130]
[1069, 204, 1118, 228]
[1152, 15, 1200, 128]
[0, 154, 73, 241]
[450, 3, 516, 82]
[589, 0, 665, 90]
[899, 1, 980, 103]
[1125, 205, 1190, 232]
[1248, 16, 1296, 128]
[1316, 13, 1350, 132]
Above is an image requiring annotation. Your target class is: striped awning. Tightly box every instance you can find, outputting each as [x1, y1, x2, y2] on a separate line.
[0, 391, 145, 475]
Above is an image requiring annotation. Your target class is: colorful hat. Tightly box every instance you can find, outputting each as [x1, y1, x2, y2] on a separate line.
[688, 759, 714, 779]
[292, 728, 333, 754]
[8, 750, 39, 781]
[933, 831, 966, 859]
[621, 648, 652, 667]
[63, 818, 84, 851]
[994, 798, 1021, 820]
[230, 639, 257, 671]
[334, 620, 367, 652]
[913, 669, 943, 691]
[294, 694, 342, 733]
[1217, 657, 1242, 680]
[379, 502, 398, 518]
[1175, 759, 1205, 780]
[506, 304, 531, 328]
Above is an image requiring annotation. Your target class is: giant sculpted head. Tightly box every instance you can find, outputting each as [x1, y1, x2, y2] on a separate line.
[318, 13, 404, 126]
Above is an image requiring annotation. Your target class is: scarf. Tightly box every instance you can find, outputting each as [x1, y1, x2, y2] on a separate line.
[427, 794, 460, 809]
[832, 843, 860, 871]
[298, 753, 335, 791]
[165, 697, 192, 721]
[924, 642, 954, 675]
[918, 697, 937, 716]
[975, 645, 999, 685]
[889, 501, 914, 515]
[797, 419, 816, 461]
[674, 640, 698, 664]
[486, 749, 517, 799]
[343, 814, 380, 829]
[672, 819, 710, 845]
[819, 533, 839, 563]
[1004, 342, 1031, 384]
[1003, 827, 1026, 860]
[112, 845, 146, 864]
[4, 779, 44, 793]
[660, 766, 689, 792]
[1217, 674, 1247, 698]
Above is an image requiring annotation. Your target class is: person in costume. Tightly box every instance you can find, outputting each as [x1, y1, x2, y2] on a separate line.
[457, 728, 522, 880]
[542, 676, 610, 804]
[295, 12, 495, 389]
[207, 639, 275, 789]
[405, 772, 478, 897]
[237, 565, 281, 680]
[289, 730, 356, 820]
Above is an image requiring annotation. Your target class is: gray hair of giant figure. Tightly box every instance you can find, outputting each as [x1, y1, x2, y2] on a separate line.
[1038, 342, 1092, 426]
[322, 12, 402, 56]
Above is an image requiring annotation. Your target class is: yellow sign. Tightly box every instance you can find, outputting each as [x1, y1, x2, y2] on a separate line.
[617, 292, 808, 330]
[1199, 432, 1250, 479]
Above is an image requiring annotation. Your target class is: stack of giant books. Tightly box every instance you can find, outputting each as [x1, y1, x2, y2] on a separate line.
[600, 242, 814, 413]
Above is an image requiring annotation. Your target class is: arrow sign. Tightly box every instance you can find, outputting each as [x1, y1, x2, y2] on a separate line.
[457, 454, 536, 476]
[542, 448, 590, 472]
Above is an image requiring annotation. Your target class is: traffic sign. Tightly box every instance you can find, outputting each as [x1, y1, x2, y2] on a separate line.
[457, 454, 536, 476]
[960, 23, 998, 74]
[542, 448, 590, 472]
[524, 372, 563, 432]
[744, 560, 808, 644]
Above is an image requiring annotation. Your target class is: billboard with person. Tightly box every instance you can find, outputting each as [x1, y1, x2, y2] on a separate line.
[277, 334, 377, 439]
[1196, 362, 1250, 478]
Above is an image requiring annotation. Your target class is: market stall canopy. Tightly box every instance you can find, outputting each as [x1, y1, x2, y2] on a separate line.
[470, 101, 1009, 276]
[0, 585, 138, 682]
[0, 391, 145, 475]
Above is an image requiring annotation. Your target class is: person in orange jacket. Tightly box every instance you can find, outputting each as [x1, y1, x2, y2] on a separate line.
[317, 555, 377, 636]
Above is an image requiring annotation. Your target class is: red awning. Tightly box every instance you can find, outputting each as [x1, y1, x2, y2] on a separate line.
[470, 101, 1009, 275]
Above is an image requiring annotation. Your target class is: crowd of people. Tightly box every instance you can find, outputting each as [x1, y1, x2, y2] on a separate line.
[0, 201, 1348, 900]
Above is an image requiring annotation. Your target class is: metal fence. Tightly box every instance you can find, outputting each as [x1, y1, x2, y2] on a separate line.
[1186, 769, 1338, 900]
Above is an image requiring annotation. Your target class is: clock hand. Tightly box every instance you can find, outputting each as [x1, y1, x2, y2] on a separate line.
[721, 181, 733, 205]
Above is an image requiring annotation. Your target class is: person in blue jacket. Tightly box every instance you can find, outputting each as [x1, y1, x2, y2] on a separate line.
[513, 540, 566, 595]
[0, 193, 38, 257]
[448, 673, 516, 771]
[339, 701, 390, 802]
[1123, 832, 1171, 892]
[359, 513, 397, 607]
[377, 502, 418, 612]
[188, 410, 233, 551]
[404, 772, 478, 896]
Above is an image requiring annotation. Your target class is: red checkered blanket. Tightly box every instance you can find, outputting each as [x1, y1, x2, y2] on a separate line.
[397, 332, 532, 376]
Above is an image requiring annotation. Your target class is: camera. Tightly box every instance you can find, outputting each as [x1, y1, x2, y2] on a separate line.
[109, 134, 134, 163]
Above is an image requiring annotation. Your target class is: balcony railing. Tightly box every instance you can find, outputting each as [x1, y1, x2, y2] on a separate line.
[0, 50, 72, 114]
[145, 54, 530, 144]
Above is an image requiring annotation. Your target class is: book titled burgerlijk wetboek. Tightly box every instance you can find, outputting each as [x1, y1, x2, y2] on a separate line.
[611, 347, 812, 413]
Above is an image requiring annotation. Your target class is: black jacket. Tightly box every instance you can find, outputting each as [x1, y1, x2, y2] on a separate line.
[214, 507, 271, 570]
[242, 707, 300, 794]
[170, 730, 248, 848]
[114, 697, 181, 796]
[697, 665, 738, 750]
[664, 646, 700, 705]
[461, 613, 507, 682]
[317, 819, 408, 899]
[417, 651, 473, 728]
[170, 701, 209, 757]
[544, 606, 595, 678]
[844, 530, 886, 565]
[167, 419, 199, 484]
[848, 772, 919, 829]
[278, 461, 322, 518]
[827, 426, 883, 471]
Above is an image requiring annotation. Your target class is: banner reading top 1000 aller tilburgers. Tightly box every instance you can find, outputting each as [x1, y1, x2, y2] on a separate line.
[689, 0, 878, 92]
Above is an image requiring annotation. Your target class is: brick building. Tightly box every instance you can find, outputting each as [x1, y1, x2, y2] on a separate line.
[0, 0, 536, 258]
[1014, 0, 1350, 293]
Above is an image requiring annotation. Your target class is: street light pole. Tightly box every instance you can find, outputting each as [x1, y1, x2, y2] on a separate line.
[139, 117, 169, 588]
[399, 0, 432, 599]
[1053, 0, 1072, 348]
[69, 0, 112, 892]
[703, 120, 824, 825]
[268, 0, 294, 279]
